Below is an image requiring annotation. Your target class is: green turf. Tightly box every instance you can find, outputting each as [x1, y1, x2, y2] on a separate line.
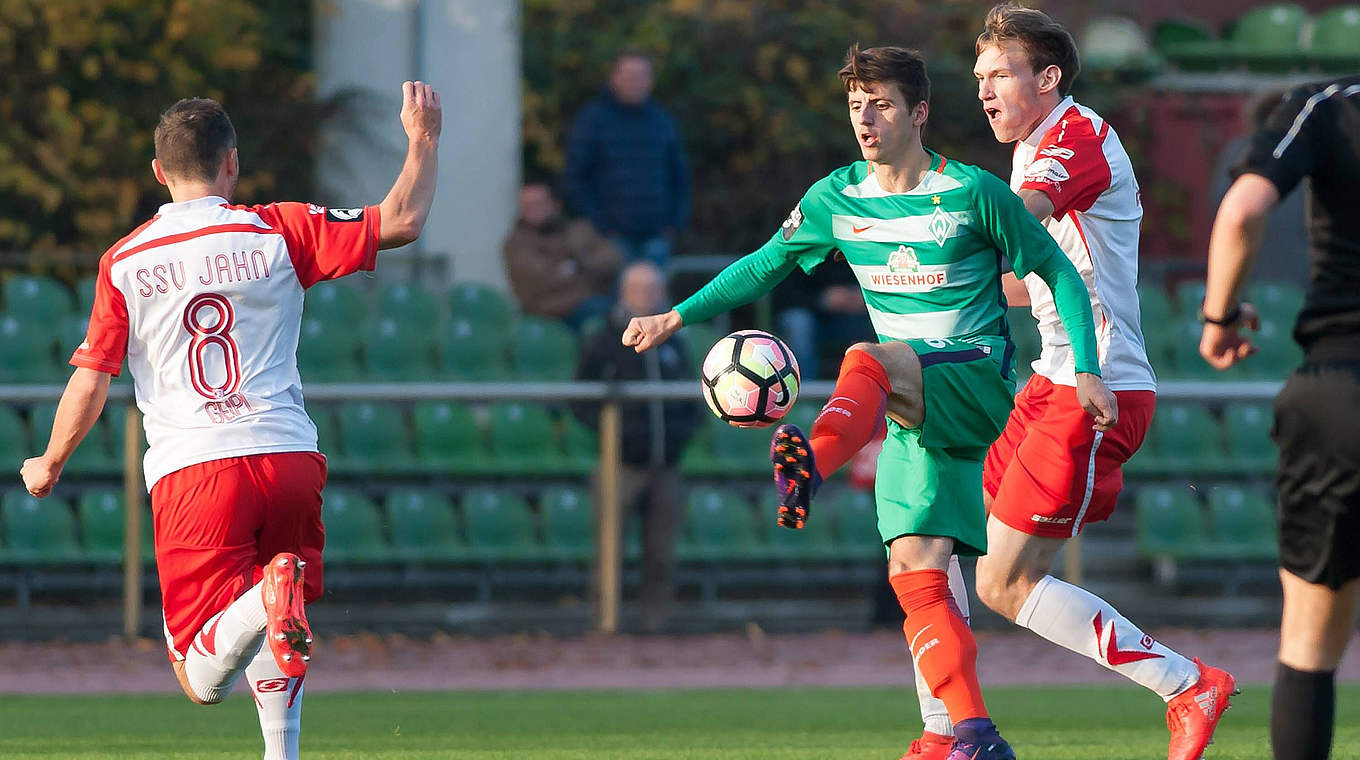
[1, 684, 1357, 759]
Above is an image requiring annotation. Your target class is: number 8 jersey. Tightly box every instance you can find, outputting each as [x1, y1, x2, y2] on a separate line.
[73, 196, 381, 489]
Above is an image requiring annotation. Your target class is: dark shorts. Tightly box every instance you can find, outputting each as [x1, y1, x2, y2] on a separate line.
[1274, 360, 1360, 589]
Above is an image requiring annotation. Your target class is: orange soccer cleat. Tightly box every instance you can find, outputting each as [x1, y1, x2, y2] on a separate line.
[1165, 658, 1238, 760]
[262, 552, 313, 678]
[900, 731, 954, 760]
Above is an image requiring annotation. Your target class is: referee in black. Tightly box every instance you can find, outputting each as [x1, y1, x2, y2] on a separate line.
[1199, 74, 1360, 760]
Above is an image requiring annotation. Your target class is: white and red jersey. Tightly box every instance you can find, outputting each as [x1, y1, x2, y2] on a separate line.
[73, 196, 380, 488]
[1010, 96, 1155, 391]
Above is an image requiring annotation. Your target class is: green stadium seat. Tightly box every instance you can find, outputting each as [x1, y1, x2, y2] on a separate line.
[1167, 318, 1222, 380]
[308, 405, 340, 457]
[386, 487, 462, 561]
[4, 274, 73, 323]
[75, 276, 98, 316]
[1307, 5, 1360, 71]
[828, 487, 881, 558]
[448, 282, 513, 329]
[440, 317, 511, 381]
[1146, 402, 1225, 473]
[412, 401, 491, 474]
[1223, 402, 1276, 473]
[336, 401, 413, 475]
[297, 316, 364, 382]
[363, 317, 438, 381]
[680, 324, 723, 360]
[1007, 307, 1040, 375]
[782, 402, 819, 434]
[1, 489, 81, 563]
[321, 488, 388, 563]
[678, 487, 759, 562]
[681, 417, 769, 477]
[1135, 484, 1207, 559]
[0, 404, 28, 470]
[462, 487, 537, 561]
[1080, 15, 1161, 80]
[0, 314, 63, 383]
[1206, 484, 1276, 560]
[761, 493, 836, 560]
[511, 317, 578, 381]
[488, 402, 567, 475]
[378, 282, 440, 325]
[77, 489, 125, 564]
[28, 402, 118, 476]
[1226, 3, 1309, 71]
[1154, 18, 1226, 71]
[1247, 318, 1301, 379]
[59, 313, 88, 358]
[1245, 281, 1304, 325]
[1173, 281, 1207, 319]
[304, 280, 366, 323]
[540, 485, 593, 561]
[562, 417, 598, 475]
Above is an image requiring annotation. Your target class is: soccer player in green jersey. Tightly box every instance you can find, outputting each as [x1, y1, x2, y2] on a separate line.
[623, 45, 1115, 760]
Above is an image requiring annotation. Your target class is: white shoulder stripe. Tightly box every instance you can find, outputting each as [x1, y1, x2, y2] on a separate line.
[1272, 83, 1360, 159]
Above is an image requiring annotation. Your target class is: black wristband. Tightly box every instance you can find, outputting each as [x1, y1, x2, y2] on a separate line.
[1198, 303, 1242, 326]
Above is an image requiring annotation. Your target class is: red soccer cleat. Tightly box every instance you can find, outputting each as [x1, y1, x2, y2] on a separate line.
[1165, 658, 1238, 760]
[262, 552, 312, 678]
[900, 731, 954, 760]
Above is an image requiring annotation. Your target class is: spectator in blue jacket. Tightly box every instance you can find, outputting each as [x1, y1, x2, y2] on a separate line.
[564, 49, 690, 268]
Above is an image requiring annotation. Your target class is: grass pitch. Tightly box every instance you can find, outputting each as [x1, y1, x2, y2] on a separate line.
[2, 684, 1356, 759]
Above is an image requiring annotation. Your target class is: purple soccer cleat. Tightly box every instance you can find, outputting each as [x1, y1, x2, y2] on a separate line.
[946, 719, 1016, 760]
[770, 423, 822, 529]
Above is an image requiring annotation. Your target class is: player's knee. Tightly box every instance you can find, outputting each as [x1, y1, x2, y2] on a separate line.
[973, 558, 1023, 621]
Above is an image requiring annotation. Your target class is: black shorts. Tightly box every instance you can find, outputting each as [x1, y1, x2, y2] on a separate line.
[1274, 359, 1360, 589]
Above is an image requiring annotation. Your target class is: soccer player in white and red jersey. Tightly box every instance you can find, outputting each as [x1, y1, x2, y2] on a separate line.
[19, 81, 441, 759]
[900, 6, 1236, 760]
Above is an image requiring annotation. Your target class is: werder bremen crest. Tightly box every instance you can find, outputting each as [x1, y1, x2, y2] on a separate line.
[927, 205, 955, 246]
[887, 245, 919, 273]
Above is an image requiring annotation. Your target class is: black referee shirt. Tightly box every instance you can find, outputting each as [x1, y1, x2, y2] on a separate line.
[1233, 74, 1360, 350]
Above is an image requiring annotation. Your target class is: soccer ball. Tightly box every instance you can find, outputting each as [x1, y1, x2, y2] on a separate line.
[699, 330, 800, 427]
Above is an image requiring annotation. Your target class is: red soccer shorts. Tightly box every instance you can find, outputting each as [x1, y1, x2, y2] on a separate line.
[151, 451, 326, 660]
[984, 374, 1154, 539]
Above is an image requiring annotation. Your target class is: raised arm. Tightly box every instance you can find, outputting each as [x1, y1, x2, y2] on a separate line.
[20, 368, 112, 497]
[377, 81, 442, 249]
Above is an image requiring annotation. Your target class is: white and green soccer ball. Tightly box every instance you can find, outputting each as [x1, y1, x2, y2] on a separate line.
[699, 330, 800, 428]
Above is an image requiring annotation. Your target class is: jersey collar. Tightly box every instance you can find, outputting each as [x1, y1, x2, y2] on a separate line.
[157, 195, 230, 215]
[1022, 96, 1075, 147]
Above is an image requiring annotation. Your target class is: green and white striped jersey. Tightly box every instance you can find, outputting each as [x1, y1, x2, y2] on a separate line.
[771, 151, 1062, 345]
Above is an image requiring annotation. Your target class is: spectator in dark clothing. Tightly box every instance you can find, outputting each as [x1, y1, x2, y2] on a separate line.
[574, 260, 699, 632]
[563, 50, 690, 268]
[503, 182, 621, 332]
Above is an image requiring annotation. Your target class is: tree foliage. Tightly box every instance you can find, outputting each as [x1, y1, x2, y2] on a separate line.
[523, 0, 1010, 253]
[0, 0, 315, 269]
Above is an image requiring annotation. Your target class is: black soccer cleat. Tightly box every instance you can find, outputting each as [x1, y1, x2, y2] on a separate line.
[771, 423, 822, 530]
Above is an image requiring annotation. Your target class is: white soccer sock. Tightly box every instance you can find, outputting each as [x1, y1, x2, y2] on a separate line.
[913, 555, 969, 736]
[184, 581, 269, 704]
[246, 643, 304, 760]
[1015, 575, 1198, 700]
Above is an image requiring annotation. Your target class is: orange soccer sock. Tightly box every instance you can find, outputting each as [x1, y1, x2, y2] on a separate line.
[892, 569, 989, 723]
[809, 348, 889, 480]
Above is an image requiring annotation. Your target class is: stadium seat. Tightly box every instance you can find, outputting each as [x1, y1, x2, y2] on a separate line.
[303, 279, 367, 324]
[488, 402, 568, 475]
[440, 317, 511, 381]
[336, 401, 414, 474]
[321, 488, 388, 563]
[462, 487, 538, 561]
[1248, 318, 1301, 380]
[28, 402, 118, 476]
[1226, 3, 1309, 71]
[77, 489, 126, 564]
[1145, 402, 1225, 473]
[828, 487, 881, 559]
[1135, 484, 1207, 559]
[386, 487, 462, 561]
[1, 489, 81, 563]
[1173, 281, 1207, 319]
[761, 494, 836, 560]
[1306, 5, 1360, 71]
[1245, 281, 1304, 325]
[1223, 402, 1276, 473]
[562, 417, 598, 475]
[1080, 15, 1160, 80]
[297, 316, 364, 381]
[0, 314, 63, 383]
[308, 405, 341, 456]
[363, 317, 438, 381]
[75, 276, 98, 316]
[0, 404, 28, 471]
[682, 418, 768, 477]
[412, 401, 492, 474]
[3, 274, 73, 323]
[540, 485, 593, 561]
[511, 317, 578, 381]
[378, 282, 440, 325]
[1153, 18, 1226, 71]
[1206, 484, 1276, 560]
[678, 487, 759, 562]
[448, 282, 513, 330]
[1167, 317, 1221, 380]
[1007, 307, 1040, 375]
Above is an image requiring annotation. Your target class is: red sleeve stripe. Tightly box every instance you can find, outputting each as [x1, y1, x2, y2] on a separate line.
[69, 354, 122, 375]
[112, 223, 281, 264]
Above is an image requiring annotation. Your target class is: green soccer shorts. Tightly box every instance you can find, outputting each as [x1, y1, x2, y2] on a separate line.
[873, 337, 1016, 556]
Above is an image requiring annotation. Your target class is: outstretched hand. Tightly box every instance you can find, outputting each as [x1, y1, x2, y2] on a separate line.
[400, 80, 442, 141]
[621, 310, 684, 353]
[1075, 372, 1118, 432]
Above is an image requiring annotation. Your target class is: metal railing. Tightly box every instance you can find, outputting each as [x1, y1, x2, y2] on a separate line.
[0, 378, 1282, 637]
